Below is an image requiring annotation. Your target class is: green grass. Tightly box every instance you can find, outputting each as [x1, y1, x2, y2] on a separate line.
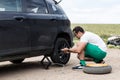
[71, 24, 120, 48]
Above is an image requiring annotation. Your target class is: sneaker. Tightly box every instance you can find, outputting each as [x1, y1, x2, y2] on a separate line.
[100, 60, 105, 64]
[72, 65, 84, 69]
[97, 60, 105, 64]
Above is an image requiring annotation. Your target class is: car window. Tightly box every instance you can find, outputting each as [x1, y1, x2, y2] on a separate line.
[45, 0, 64, 14]
[26, 0, 48, 14]
[52, 5, 65, 14]
[0, 0, 22, 12]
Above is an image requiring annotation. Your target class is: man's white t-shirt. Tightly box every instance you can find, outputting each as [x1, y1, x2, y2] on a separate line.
[80, 31, 107, 52]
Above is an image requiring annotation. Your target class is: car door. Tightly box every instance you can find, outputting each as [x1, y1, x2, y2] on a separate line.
[24, 0, 58, 52]
[0, 0, 30, 57]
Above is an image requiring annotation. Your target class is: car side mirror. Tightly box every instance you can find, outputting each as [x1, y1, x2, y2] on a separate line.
[53, 0, 62, 4]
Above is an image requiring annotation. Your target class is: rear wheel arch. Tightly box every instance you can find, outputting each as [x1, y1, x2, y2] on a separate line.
[55, 33, 72, 46]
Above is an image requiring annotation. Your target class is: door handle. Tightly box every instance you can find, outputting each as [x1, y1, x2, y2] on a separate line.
[13, 16, 25, 22]
[50, 19, 57, 22]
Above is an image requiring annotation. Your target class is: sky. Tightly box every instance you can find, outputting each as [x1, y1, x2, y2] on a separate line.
[59, 0, 120, 24]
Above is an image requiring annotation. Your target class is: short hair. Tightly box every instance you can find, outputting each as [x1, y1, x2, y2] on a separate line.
[73, 26, 85, 33]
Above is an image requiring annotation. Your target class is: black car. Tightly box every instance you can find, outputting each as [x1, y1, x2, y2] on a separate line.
[0, 0, 73, 65]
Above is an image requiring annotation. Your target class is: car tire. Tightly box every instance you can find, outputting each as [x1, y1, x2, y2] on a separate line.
[50, 38, 70, 64]
[10, 59, 25, 64]
[83, 64, 112, 74]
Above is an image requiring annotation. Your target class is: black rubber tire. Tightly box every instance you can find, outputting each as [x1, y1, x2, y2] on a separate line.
[10, 59, 25, 64]
[83, 65, 112, 74]
[50, 38, 70, 64]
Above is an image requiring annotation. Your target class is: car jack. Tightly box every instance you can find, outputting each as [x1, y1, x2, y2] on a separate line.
[40, 56, 52, 69]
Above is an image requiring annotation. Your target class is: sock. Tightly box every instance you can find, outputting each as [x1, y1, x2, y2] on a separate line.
[80, 60, 86, 66]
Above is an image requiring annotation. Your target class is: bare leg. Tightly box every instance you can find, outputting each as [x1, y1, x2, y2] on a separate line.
[77, 51, 86, 66]
[77, 51, 85, 60]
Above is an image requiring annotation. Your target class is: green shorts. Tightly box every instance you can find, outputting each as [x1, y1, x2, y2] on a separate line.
[85, 43, 107, 63]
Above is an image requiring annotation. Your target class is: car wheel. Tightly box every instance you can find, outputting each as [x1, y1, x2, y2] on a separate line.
[50, 38, 70, 64]
[10, 59, 25, 64]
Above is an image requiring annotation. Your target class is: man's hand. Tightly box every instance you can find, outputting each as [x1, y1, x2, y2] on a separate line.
[61, 48, 69, 53]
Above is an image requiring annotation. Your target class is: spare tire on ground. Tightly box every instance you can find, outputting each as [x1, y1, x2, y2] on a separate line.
[107, 36, 120, 46]
[83, 64, 112, 74]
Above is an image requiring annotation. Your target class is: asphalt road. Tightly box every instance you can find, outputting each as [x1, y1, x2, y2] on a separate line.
[0, 49, 120, 80]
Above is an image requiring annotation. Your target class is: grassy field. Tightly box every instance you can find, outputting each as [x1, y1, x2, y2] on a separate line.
[71, 24, 120, 48]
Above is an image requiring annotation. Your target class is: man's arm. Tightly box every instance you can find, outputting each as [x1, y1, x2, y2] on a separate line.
[68, 42, 87, 53]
